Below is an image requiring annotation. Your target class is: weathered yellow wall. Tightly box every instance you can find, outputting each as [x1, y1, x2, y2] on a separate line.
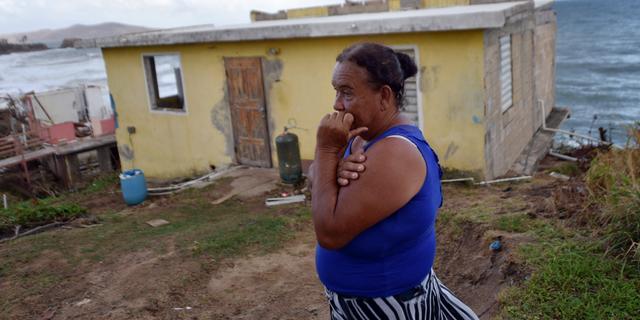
[389, 0, 470, 10]
[388, 0, 403, 11]
[286, 6, 329, 19]
[103, 31, 486, 179]
[420, 0, 470, 8]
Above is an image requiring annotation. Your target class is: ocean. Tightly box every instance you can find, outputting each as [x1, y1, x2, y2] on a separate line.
[0, 0, 637, 145]
[555, 0, 639, 145]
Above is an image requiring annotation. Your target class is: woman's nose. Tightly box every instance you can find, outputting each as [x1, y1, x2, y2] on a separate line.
[333, 98, 345, 111]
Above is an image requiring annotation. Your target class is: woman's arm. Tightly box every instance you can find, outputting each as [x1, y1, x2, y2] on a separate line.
[312, 113, 425, 250]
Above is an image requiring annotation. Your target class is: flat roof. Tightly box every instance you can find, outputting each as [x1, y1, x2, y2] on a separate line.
[78, 1, 531, 49]
[534, 0, 554, 10]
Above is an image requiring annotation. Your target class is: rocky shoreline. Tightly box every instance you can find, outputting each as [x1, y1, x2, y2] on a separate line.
[0, 41, 48, 55]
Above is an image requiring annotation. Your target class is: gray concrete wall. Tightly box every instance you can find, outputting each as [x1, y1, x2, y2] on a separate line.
[483, 5, 538, 179]
[534, 9, 557, 125]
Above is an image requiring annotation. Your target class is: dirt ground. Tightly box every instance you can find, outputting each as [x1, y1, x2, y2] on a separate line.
[0, 165, 575, 319]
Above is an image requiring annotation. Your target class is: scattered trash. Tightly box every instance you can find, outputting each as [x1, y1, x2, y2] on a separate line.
[75, 298, 92, 306]
[265, 194, 306, 207]
[146, 219, 170, 227]
[549, 172, 570, 181]
[2, 194, 7, 209]
[281, 192, 290, 197]
[490, 240, 502, 252]
[173, 306, 193, 311]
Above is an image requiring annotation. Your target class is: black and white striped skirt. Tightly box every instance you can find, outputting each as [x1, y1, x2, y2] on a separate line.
[324, 270, 479, 320]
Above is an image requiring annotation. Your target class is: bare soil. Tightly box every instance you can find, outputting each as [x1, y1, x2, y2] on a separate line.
[0, 165, 577, 319]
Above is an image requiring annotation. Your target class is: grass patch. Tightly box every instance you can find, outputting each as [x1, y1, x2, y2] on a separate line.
[501, 240, 640, 319]
[495, 213, 539, 233]
[0, 198, 86, 233]
[584, 124, 640, 264]
[549, 162, 581, 176]
[197, 215, 288, 256]
[500, 127, 640, 319]
[81, 173, 119, 195]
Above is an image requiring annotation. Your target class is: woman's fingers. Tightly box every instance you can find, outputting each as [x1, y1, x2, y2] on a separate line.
[348, 127, 368, 140]
[341, 160, 365, 172]
[337, 178, 349, 186]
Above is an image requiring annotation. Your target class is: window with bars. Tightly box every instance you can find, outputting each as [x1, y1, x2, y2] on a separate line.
[393, 47, 420, 127]
[500, 35, 513, 112]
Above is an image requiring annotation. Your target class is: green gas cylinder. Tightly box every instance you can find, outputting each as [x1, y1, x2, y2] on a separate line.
[275, 127, 302, 184]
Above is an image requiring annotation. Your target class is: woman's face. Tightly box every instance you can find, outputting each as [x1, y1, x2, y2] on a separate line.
[331, 61, 381, 131]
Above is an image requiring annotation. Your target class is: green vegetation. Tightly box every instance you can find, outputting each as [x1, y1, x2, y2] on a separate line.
[501, 240, 640, 319]
[81, 173, 119, 194]
[550, 162, 581, 177]
[500, 125, 640, 319]
[584, 127, 640, 264]
[0, 198, 86, 232]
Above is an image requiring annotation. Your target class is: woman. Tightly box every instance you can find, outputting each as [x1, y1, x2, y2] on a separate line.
[312, 43, 479, 320]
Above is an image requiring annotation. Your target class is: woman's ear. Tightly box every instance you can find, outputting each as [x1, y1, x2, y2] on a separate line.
[379, 85, 393, 111]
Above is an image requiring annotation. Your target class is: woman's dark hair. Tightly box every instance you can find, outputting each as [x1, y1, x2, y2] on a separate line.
[336, 43, 418, 109]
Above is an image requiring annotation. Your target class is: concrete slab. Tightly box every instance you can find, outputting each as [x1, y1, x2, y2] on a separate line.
[210, 167, 280, 204]
[77, 2, 531, 49]
[510, 107, 570, 175]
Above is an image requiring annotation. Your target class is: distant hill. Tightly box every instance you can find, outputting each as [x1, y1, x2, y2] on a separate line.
[0, 22, 154, 47]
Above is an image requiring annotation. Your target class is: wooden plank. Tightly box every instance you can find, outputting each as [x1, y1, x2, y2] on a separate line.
[54, 135, 116, 156]
[0, 148, 54, 169]
[224, 57, 272, 168]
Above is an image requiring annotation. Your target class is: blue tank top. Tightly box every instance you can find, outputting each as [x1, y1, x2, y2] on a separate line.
[315, 125, 443, 297]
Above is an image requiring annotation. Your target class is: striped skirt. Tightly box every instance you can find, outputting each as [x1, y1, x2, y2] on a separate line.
[324, 270, 479, 320]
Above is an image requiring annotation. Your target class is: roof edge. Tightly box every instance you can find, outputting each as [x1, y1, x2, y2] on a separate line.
[77, 2, 531, 49]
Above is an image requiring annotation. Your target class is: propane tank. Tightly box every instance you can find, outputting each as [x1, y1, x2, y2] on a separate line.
[275, 127, 302, 184]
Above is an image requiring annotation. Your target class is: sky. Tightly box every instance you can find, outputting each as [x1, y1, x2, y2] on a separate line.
[0, 0, 345, 34]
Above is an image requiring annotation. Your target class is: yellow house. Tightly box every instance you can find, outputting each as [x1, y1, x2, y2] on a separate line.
[79, 0, 559, 181]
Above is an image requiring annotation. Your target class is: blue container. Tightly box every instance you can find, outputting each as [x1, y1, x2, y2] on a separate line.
[120, 169, 148, 206]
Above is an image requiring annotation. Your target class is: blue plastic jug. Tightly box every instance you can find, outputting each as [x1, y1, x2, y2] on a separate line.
[120, 169, 148, 205]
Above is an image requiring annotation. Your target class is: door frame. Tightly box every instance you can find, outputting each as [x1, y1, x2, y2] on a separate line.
[223, 56, 273, 168]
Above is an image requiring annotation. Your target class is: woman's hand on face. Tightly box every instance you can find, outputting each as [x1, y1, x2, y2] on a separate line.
[337, 137, 366, 186]
[316, 112, 367, 154]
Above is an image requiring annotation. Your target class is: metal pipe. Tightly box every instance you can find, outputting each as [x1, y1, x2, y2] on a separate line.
[538, 99, 620, 148]
[441, 177, 475, 183]
[3, 194, 7, 209]
[549, 151, 578, 162]
[475, 175, 532, 186]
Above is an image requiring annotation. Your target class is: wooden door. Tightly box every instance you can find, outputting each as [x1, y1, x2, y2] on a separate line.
[224, 57, 272, 167]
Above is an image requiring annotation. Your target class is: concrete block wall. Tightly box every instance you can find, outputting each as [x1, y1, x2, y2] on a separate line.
[534, 8, 557, 127]
[483, 3, 538, 179]
[251, 1, 389, 21]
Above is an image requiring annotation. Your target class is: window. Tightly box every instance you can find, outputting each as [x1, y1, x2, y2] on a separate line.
[143, 54, 185, 111]
[392, 46, 421, 127]
[500, 35, 513, 112]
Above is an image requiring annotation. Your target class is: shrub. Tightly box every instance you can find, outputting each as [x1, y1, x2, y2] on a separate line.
[585, 123, 640, 264]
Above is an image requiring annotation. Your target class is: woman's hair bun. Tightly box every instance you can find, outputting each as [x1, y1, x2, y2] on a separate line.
[395, 51, 418, 80]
